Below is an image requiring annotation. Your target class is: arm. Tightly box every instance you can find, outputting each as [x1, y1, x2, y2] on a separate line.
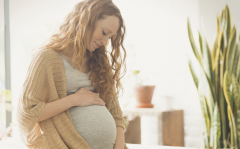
[108, 91, 129, 149]
[38, 94, 75, 122]
[16, 49, 55, 146]
[114, 126, 125, 149]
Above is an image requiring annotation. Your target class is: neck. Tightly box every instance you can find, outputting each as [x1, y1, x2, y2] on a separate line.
[62, 45, 92, 62]
[62, 46, 73, 57]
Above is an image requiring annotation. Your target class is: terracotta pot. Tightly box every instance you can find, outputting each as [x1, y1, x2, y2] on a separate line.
[134, 85, 155, 108]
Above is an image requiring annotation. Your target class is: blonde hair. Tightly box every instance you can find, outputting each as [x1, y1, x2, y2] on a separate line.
[39, 0, 126, 103]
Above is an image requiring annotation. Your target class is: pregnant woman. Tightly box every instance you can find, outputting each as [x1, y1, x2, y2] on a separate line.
[16, 0, 128, 149]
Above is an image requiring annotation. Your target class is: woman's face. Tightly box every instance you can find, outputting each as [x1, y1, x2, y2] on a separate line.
[86, 15, 120, 52]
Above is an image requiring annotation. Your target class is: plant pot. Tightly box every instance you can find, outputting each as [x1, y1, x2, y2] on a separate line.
[134, 85, 155, 108]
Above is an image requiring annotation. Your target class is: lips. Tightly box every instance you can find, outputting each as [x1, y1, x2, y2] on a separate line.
[94, 41, 100, 48]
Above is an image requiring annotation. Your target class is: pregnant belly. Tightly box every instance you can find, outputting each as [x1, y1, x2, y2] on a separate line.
[69, 105, 116, 149]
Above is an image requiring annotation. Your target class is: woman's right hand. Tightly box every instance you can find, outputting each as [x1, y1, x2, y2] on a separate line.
[72, 88, 105, 107]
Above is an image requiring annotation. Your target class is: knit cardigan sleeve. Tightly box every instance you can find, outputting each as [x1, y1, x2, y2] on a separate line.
[109, 94, 125, 130]
[16, 49, 50, 148]
[109, 90, 129, 149]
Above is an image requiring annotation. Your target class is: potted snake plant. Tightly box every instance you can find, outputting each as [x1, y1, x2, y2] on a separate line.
[188, 5, 240, 149]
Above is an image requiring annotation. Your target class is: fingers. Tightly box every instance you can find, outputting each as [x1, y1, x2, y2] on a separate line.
[90, 97, 105, 106]
[91, 93, 98, 97]
[78, 88, 104, 106]
[99, 100, 106, 106]
[93, 96, 105, 104]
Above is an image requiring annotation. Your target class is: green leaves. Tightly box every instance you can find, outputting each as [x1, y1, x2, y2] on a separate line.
[226, 26, 237, 73]
[231, 43, 239, 76]
[222, 71, 238, 149]
[188, 19, 215, 117]
[225, 5, 232, 45]
[223, 71, 233, 112]
[235, 37, 240, 81]
[187, 17, 202, 66]
[133, 70, 140, 76]
[201, 32, 213, 86]
[227, 107, 237, 149]
[188, 61, 199, 88]
[231, 74, 240, 110]
[187, 4, 240, 149]
[212, 104, 221, 149]
[199, 93, 211, 148]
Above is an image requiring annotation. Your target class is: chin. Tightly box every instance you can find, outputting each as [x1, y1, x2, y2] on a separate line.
[86, 48, 94, 52]
[91, 48, 96, 52]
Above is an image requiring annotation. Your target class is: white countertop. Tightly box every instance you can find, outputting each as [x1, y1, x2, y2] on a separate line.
[0, 137, 197, 149]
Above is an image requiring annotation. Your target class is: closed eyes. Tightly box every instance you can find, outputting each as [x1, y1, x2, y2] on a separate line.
[102, 31, 107, 35]
[102, 31, 111, 39]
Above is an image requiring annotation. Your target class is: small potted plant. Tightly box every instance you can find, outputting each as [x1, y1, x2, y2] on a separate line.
[132, 70, 155, 108]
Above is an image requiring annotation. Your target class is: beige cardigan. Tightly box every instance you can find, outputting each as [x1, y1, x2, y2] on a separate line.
[16, 48, 129, 149]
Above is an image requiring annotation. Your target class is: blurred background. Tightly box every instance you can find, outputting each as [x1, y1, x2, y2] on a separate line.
[1, 0, 240, 148]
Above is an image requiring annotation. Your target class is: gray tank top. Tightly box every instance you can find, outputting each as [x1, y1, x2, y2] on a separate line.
[59, 52, 116, 149]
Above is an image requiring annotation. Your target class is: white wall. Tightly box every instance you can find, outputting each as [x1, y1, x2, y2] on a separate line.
[114, 0, 203, 147]
[199, 0, 240, 46]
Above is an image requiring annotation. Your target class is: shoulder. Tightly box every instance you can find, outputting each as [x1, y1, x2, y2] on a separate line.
[31, 47, 60, 59]
[30, 47, 63, 64]
[29, 47, 62, 69]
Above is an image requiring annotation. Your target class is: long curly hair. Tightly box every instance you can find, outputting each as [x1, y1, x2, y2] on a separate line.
[39, 0, 126, 104]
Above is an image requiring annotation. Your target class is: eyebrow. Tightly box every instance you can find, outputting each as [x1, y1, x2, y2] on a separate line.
[104, 27, 112, 34]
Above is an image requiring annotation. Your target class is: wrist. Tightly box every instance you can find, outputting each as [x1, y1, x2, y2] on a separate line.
[69, 94, 77, 107]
